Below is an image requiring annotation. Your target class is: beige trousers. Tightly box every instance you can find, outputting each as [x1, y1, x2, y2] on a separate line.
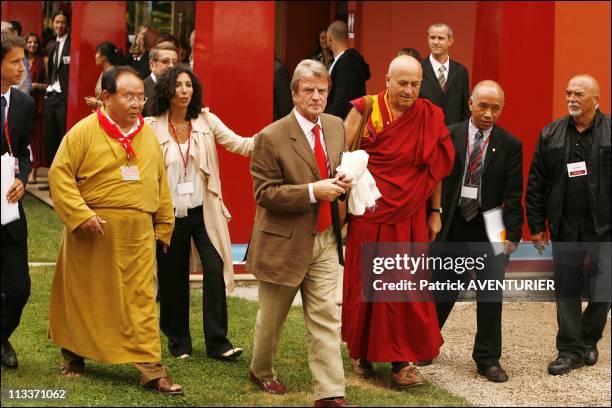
[250, 227, 345, 400]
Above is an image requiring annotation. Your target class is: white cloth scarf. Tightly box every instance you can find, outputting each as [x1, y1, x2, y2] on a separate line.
[336, 150, 381, 215]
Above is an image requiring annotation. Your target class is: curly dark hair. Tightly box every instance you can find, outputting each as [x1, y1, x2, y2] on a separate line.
[150, 65, 203, 120]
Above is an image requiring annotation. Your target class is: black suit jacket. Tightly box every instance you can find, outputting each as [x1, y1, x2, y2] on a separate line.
[325, 48, 370, 119]
[142, 75, 156, 117]
[419, 57, 470, 126]
[47, 34, 71, 97]
[438, 120, 524, 244]
[1, 88, 34, 242]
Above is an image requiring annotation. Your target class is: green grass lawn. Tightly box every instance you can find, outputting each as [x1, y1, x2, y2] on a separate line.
[1, 194, 471, 406]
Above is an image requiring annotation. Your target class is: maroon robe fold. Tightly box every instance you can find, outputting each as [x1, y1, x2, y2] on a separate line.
[342, 92, 454, 362]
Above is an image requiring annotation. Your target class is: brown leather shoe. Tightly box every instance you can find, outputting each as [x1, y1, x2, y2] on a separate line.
[478, 365, 509, 382]
[249, 370, 287, 395]
[390, 364, 425, 389]
[350, 358, 374, 378]
[314, 397, 359, 407]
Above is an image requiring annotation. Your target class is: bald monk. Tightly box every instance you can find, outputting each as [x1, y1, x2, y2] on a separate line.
[527, 74, 611, 376]
[341, 56, 455, 389]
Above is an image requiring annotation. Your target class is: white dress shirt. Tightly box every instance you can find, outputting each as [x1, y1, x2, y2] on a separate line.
[329, 50, 345, 74]
[293, 108, 328, 203]
[429, 54, 449, 83]
[2, 87, 11, 120]
[461, 118, 493, 203]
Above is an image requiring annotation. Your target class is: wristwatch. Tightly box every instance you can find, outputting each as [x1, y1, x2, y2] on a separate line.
[430, 207, 443, 214]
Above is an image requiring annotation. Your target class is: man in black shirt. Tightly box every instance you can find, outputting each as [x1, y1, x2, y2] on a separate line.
[526, 74, 611, 376]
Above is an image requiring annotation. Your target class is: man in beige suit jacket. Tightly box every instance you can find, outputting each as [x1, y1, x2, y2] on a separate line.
[246, 60, 356, 408]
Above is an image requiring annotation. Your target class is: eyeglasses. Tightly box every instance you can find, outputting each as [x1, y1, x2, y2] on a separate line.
[118, 95, 147, 106]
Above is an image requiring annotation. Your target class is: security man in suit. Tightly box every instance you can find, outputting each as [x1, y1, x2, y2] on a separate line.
[527, 74, 611, 376]
[419, 23, 470, 125]
[433, 80, 523, 382]
[142, 43, 178, 117]
[43, 9, 70, 167]
[246, 59, 356, 407]
[1, 33, 35, 369]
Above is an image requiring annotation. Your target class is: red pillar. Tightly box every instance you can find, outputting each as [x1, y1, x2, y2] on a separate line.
[193, 1, 275, 244]
[1, 1, 42, 38]
[472, 1, 555, 240]
[66, 1, 126, 130]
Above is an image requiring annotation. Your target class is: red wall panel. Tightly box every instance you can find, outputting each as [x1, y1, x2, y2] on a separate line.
[1, 1, 42, 38]
[194, 1, 275, 243]
[66, 1, 126, 130]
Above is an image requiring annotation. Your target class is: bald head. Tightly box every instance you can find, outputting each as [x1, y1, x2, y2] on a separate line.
[386, 56, 423, 112]
[471, 80, 505, 103]
[388, 55, 422, 78]
[569, 74, 600, 96]
[566, 74, 600, 119]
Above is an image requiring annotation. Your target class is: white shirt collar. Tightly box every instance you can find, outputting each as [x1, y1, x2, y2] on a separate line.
[105, 111, 140, 137]
[329, 50, 345, 74]
[293, 108, 322, 137]
[56, 33, 68, 43]
[468, 118, 493, 140]
[150, 73, 157, 83]
[2, 87, 12, 107]
[429, 54, 450, 74]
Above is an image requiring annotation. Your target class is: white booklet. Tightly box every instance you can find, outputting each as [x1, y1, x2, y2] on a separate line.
[483, 206, 506, 255]
[1, 153, 20, 225]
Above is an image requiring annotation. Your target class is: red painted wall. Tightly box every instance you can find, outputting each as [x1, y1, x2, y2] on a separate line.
[1, 1, 42, 38]
[66, 1, 126, 130]
[283, 1, 332, 73]
[553, 1, 610, 118]
[359, 1, 477, 93]
[194, 1, 275, 244]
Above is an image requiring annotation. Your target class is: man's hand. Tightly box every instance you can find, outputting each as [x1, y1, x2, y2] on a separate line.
[6, 179, 25, 204]
[531, 230, 549, 255]
[313, 178, 345, 202]
[155, 236, 168, 253]
[78, 215, 106, 235]
[427, 212, 441, 242]
[334, 172, 353, 192]
[503, 240, 518, 255]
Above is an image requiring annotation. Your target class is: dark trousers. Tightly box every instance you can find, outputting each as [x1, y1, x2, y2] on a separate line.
[433, 213, 506, 370]
[1, 225, 30, 344]
[157, 206, 232, 357]
[43, 93, 67, 166]
[552, 222, 611, 361]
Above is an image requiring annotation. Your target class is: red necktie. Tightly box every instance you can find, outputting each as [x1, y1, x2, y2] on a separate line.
[312, 124, 332, 232]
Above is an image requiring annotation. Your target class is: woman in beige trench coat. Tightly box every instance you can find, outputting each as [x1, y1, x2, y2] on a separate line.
[145, 66, 253, 360]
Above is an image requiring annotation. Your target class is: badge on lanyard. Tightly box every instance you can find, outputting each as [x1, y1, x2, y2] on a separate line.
[177, 181, 195, 195]
[461, 185, 479, 199]
[120, 165, 140, 181]
[567, 161, 587, 177]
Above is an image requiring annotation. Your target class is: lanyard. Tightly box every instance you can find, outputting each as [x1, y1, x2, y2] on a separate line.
[466, 131, 490, 175]
[3, 115, 13, 156]
[169, 119, 192, 178]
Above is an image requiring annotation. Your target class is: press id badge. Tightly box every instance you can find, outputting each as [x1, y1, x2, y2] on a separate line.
[567, 161, 587, 177]
[461, 185, 479, 200]
[120, 165, 140, 181]
[177, 182, 195, 195]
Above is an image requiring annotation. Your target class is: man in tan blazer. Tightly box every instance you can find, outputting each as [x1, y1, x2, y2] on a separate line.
[246, 59, 356, 408]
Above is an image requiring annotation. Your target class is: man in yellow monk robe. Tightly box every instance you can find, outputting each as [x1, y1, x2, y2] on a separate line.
[48, 66, 182, 395]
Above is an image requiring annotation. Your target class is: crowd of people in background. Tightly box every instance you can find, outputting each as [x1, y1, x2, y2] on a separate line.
[1, 10, 610, 408]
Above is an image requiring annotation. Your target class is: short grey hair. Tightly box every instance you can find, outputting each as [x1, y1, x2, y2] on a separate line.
[470, 80, 505, 102]
[290, 59, 330, 92]
[1, 32, 25, 62]
[428, 23, 454, 39]
[149, 42, 178, 61]
[1, 21, 15, 35]
[327, 20, 348, 43]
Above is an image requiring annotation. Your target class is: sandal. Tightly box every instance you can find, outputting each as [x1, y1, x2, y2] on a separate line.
[60, 356, 84, 377]
[142, 376, 183, 396]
